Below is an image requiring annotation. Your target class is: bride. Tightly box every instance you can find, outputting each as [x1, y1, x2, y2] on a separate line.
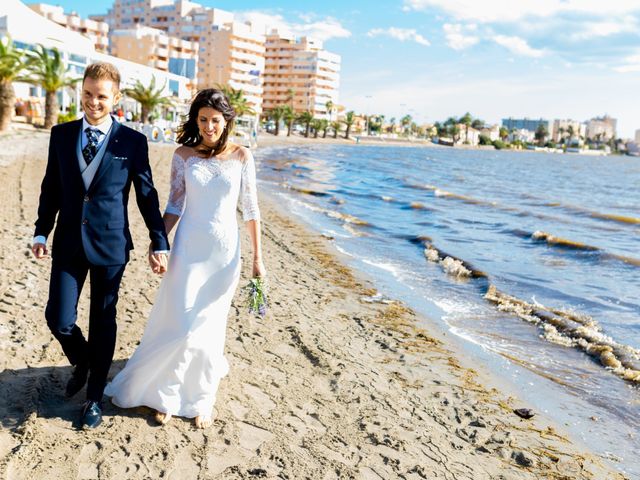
[105, 88, 265, 428]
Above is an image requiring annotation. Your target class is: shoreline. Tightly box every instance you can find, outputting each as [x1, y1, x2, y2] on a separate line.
[0, 135, 627, 478]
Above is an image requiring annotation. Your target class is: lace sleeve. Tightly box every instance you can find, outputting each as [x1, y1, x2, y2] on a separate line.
[240, 149, 260, 221]
[165, 151, 186, 216]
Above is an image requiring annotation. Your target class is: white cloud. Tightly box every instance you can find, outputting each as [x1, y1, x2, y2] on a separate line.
[403, 0, 640, 23]
[570, 16, 638, 40]
[235, 11, 351, 41]
[615, 52, 640, 72]
[442, 23, 479, 50]
[492, 35, 545, 57]
[367, 27, 431, 46]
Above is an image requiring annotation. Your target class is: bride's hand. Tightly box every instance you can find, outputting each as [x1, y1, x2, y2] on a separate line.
[252, 258, 266, 278]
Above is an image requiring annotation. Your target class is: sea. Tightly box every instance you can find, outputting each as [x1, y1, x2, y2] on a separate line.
[254, 142, 640, 478]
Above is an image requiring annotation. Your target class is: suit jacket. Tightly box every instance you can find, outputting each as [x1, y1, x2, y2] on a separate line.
[34, 118, 170, 265]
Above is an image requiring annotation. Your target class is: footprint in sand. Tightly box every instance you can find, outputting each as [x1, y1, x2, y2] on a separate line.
[242, 382, 276, 414]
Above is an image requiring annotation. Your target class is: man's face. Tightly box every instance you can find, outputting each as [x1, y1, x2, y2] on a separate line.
[81, 77, 120, 125]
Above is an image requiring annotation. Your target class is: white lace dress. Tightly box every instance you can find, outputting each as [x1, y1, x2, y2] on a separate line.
[105, 146, 260, 417]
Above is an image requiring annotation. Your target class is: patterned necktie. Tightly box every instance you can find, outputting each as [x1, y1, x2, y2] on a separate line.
[82, 127, 101, 165]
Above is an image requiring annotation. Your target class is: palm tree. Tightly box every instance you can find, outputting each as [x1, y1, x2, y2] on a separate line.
[535, 123, 548, 146]
[216, 83, 255, 117]
[123, 76, 173, 124]
[283, 105, 295, 136]
[297, 111, 313, 138]
[331, 120, 341, 139]
[499, 126, 509, 141]
[318, 119, 329, 138]
[0, 36, 28, 132]
[388, 117, 396, 134]
[285, 88, 295, 109]
[325, 100, 334, 121]
[22, 44, 80, 129]
[400, 114, 412, 135]
[567, 125, 575, 145]
[471, 118, 484, 129]
[343, 111, 355, 139]
[311, 119, 323, 138]
[558, 126, 565, 145]
[460, 112, 472, 143]
[268, 105, 285, 136]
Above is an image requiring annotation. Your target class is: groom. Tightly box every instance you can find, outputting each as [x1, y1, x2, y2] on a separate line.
[32, 62, 169, 428]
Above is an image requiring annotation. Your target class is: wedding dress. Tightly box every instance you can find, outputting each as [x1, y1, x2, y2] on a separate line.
[105, 146, 260, 417]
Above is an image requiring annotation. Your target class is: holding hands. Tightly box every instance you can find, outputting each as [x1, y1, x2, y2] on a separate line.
[32, 242, 49, 259]
[148, 244, 168, 274]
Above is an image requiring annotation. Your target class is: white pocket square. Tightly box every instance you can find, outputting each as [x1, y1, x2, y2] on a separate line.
[113, 156, 128, 160]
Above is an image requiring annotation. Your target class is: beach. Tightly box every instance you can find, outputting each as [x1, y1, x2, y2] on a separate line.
[0, 129, 627, 479]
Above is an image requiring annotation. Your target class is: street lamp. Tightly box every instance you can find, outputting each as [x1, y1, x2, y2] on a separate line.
[364, 95, 372, 135]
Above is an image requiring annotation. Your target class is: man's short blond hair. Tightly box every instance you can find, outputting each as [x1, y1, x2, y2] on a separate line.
[83, 62, 121, 91]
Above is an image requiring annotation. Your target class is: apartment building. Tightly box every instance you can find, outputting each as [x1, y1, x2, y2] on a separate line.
[3, 0, 192, 123]
[501, 117, 553, 138]
[263, 33, 341, 119]
[206, 22, 265, 114]
[110, 24, 198, 90]
[96, 0, 264, 114]
[29, 3, 109, 53]
[552, 119, 586, 143]
[586, 115, 617, 141]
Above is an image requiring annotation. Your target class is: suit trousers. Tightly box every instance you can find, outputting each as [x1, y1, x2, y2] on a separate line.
[45, 248, 126, 401]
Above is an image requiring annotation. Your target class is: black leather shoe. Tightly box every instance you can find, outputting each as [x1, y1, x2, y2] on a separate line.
[65, 363, 89, 397]
[81, 401, 102, 429]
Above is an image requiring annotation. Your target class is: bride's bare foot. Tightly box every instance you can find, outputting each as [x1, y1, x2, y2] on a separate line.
[154, 411, 172, 425]
[195, 414, 211, 429]
[195, 408, 217, 429]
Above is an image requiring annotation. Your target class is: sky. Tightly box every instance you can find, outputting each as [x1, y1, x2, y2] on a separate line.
[43, 0, 640, 137]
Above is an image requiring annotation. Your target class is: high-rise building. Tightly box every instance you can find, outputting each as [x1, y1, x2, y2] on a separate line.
[96, 0, 265, 115]
[586, 115, 617, 141]
[207, 23, 265, 113]
[263, 32, 341, 119]
[501, 117, 552, 138]
[93, 1, 341, 119]
[110, 24, 198, 90]
[3, 0, 192, 124]
[552, 119, 586, 143]
[29, 3, 109, 53]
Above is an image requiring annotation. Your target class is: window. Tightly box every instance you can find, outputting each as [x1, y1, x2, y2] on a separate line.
[69, 53, 87, 63]
[169, 79, 179, 96]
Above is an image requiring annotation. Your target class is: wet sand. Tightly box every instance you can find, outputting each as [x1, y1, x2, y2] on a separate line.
[0, 128, 626, 479]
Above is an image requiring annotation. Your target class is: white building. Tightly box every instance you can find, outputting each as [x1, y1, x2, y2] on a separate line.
[480, 125, 500, 142]
[509, 128, 535, 143]
[552, 119, 586, 143]
[1, 0, 192, 124]
[586, 115, 617, 141]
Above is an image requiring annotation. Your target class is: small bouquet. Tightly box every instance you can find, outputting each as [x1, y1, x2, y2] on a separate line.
[246, 277, 268, 318]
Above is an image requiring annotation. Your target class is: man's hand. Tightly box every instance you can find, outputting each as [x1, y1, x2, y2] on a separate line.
[148, 248, 168, 274]
[32, 242, 49, 259]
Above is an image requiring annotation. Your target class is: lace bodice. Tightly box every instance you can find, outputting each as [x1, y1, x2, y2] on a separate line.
[165, 146, 260, 222]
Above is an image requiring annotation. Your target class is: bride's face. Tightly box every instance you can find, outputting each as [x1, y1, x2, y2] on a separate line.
[197, 107, 226, 146]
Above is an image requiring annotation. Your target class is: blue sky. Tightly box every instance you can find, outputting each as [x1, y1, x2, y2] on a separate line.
[46, 0, 640, 137]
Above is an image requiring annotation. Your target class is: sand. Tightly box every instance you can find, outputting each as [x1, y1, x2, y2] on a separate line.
[0, 128, 626, 479]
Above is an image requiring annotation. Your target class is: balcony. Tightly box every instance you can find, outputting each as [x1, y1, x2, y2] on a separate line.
[230, 38, 265, 55]
[228, 80, 262, 95]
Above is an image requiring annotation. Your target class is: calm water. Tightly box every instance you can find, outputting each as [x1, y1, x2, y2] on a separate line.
[254, 143, 640, 476]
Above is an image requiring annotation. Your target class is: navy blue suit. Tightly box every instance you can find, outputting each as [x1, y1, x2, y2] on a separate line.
[34, 118, 169, 401]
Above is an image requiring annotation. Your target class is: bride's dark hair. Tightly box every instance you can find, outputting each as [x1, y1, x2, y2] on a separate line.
[176, 88, 236, 157]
